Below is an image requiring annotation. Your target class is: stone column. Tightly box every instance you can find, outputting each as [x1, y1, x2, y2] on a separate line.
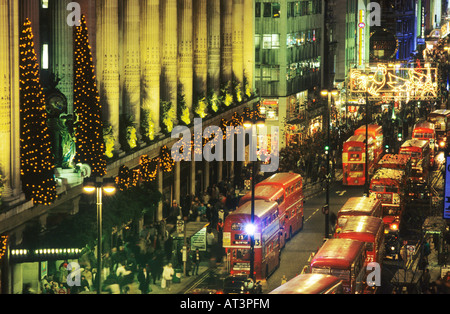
[50, 0, 74, 113]
[0, 0, 12, 198]
[193, 0, 207, 98]
[177, 0, 193, 113]
[140, 0, 161, 138]
[243, 0, 255, 90]
[9, 1, 21, 199]
[220, 0, 233, 85]
[160, 0, 178, 116]
[232, 0, 244, 84]
[207, 0, 221, 93]
[121, 0, 141, 138]
[96, 0, 121, 153]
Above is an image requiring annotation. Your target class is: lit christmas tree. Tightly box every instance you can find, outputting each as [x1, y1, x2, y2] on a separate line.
[19, 19, 57, 205]
[73, 15, 107, 177]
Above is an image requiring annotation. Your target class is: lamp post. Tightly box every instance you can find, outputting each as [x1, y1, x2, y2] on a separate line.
[83, 177, 116, 294]
[243, 103, 265, 281]
[364, 89, 370, 196]
[320, 89, 338, 239]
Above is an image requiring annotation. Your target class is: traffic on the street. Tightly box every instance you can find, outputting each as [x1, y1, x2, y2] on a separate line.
[182, 107, 448, 295]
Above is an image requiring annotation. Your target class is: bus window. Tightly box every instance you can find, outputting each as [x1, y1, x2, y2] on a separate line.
[350, 164, 363, 171]
[349, 146, 362, 151]
[371, 185, 384, 192]
[330, 269, 350, 281]
[235, 249, 250, 259]
[276, 195, 284, 205]
[385, 186, 398, 193]
[232, 223, 244, 231]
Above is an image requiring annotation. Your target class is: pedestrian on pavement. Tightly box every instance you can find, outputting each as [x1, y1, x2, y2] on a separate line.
[162, 263, 174, 291]
[192, 248, 201, 275]
[138, 265, 150, 294]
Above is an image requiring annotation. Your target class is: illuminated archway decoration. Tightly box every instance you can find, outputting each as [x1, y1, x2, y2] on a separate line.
[349, 63, 438, 101]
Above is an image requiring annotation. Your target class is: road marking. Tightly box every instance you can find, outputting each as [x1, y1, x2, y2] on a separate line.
[305, 208, 320, 222]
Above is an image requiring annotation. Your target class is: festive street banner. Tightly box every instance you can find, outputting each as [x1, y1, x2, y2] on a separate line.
[349, 63, 438, 102]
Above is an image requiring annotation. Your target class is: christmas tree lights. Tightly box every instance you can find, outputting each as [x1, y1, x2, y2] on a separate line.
[19, 19, 57, 205]
[73, 15, 107, 177]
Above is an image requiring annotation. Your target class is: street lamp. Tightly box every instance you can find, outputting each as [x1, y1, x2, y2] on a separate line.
[321, 89, 338, 239]
[83, 176, 116, 294]
[243, 102, 265, 281]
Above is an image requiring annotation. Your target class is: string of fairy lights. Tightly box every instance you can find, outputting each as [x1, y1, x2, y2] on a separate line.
[19, 19, 57, 205]
[115, 108, 254, 191]
[73, 15, 107, 177]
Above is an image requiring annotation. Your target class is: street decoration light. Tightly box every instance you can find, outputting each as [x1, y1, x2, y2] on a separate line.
[83, 177, 116, 294]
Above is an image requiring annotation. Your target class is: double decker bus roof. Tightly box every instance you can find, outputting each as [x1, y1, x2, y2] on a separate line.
[354, 124, 383, 137]
[378, 154, 410, 167]
[257, 172, 302, 188]
[414, 121, 435, 130]
[269, 274, 341, 294]
[230, 200, 279, 219]
[401, 139, 428, 149]
[336, 216, 383, 243]
[430, 109, 450, 116]
[311, 239, 365, 269]
[239, 185, 284, 205]
[338, 197, 381, 216]
[372, 168, 405, 182]
[344, 134, 366, 143]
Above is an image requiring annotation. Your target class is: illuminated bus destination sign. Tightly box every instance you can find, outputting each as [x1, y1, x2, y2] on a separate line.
[444, 157, 450, 219]
[349, 63, 438, 101]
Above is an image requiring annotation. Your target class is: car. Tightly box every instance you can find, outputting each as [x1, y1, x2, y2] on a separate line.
[222, 274, 262, 294]
[407, 182, 431, 203]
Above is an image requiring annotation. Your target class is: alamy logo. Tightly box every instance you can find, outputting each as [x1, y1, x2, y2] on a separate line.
[67, 2, 81, 27]
[171, 118, 279, 173]
[66, 262, 82, 287]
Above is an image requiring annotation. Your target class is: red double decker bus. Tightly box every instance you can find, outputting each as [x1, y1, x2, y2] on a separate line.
[240, 172, 304, 241]
[334, 215, 385, 265]
[310, 239, 367, 294]
[223, 200, 281, 280]
[427, 109, 450, 150]
[412, 121, 436, 166]
[354, 124, 384, 162]
[335, 196, 382, 232]
[370, 168, 407, 234]
[269, 274, 343, 294]
[399, 139, 431, 183]
[342, 135, 374, 186]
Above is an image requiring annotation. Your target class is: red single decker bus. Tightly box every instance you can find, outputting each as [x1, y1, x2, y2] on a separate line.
[223, 200, 281, 280]
[310, 239, 367, 294]
[240, 172, 304, 241]
[269, 274, 343, 294]
[342, 134, 375, 186]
